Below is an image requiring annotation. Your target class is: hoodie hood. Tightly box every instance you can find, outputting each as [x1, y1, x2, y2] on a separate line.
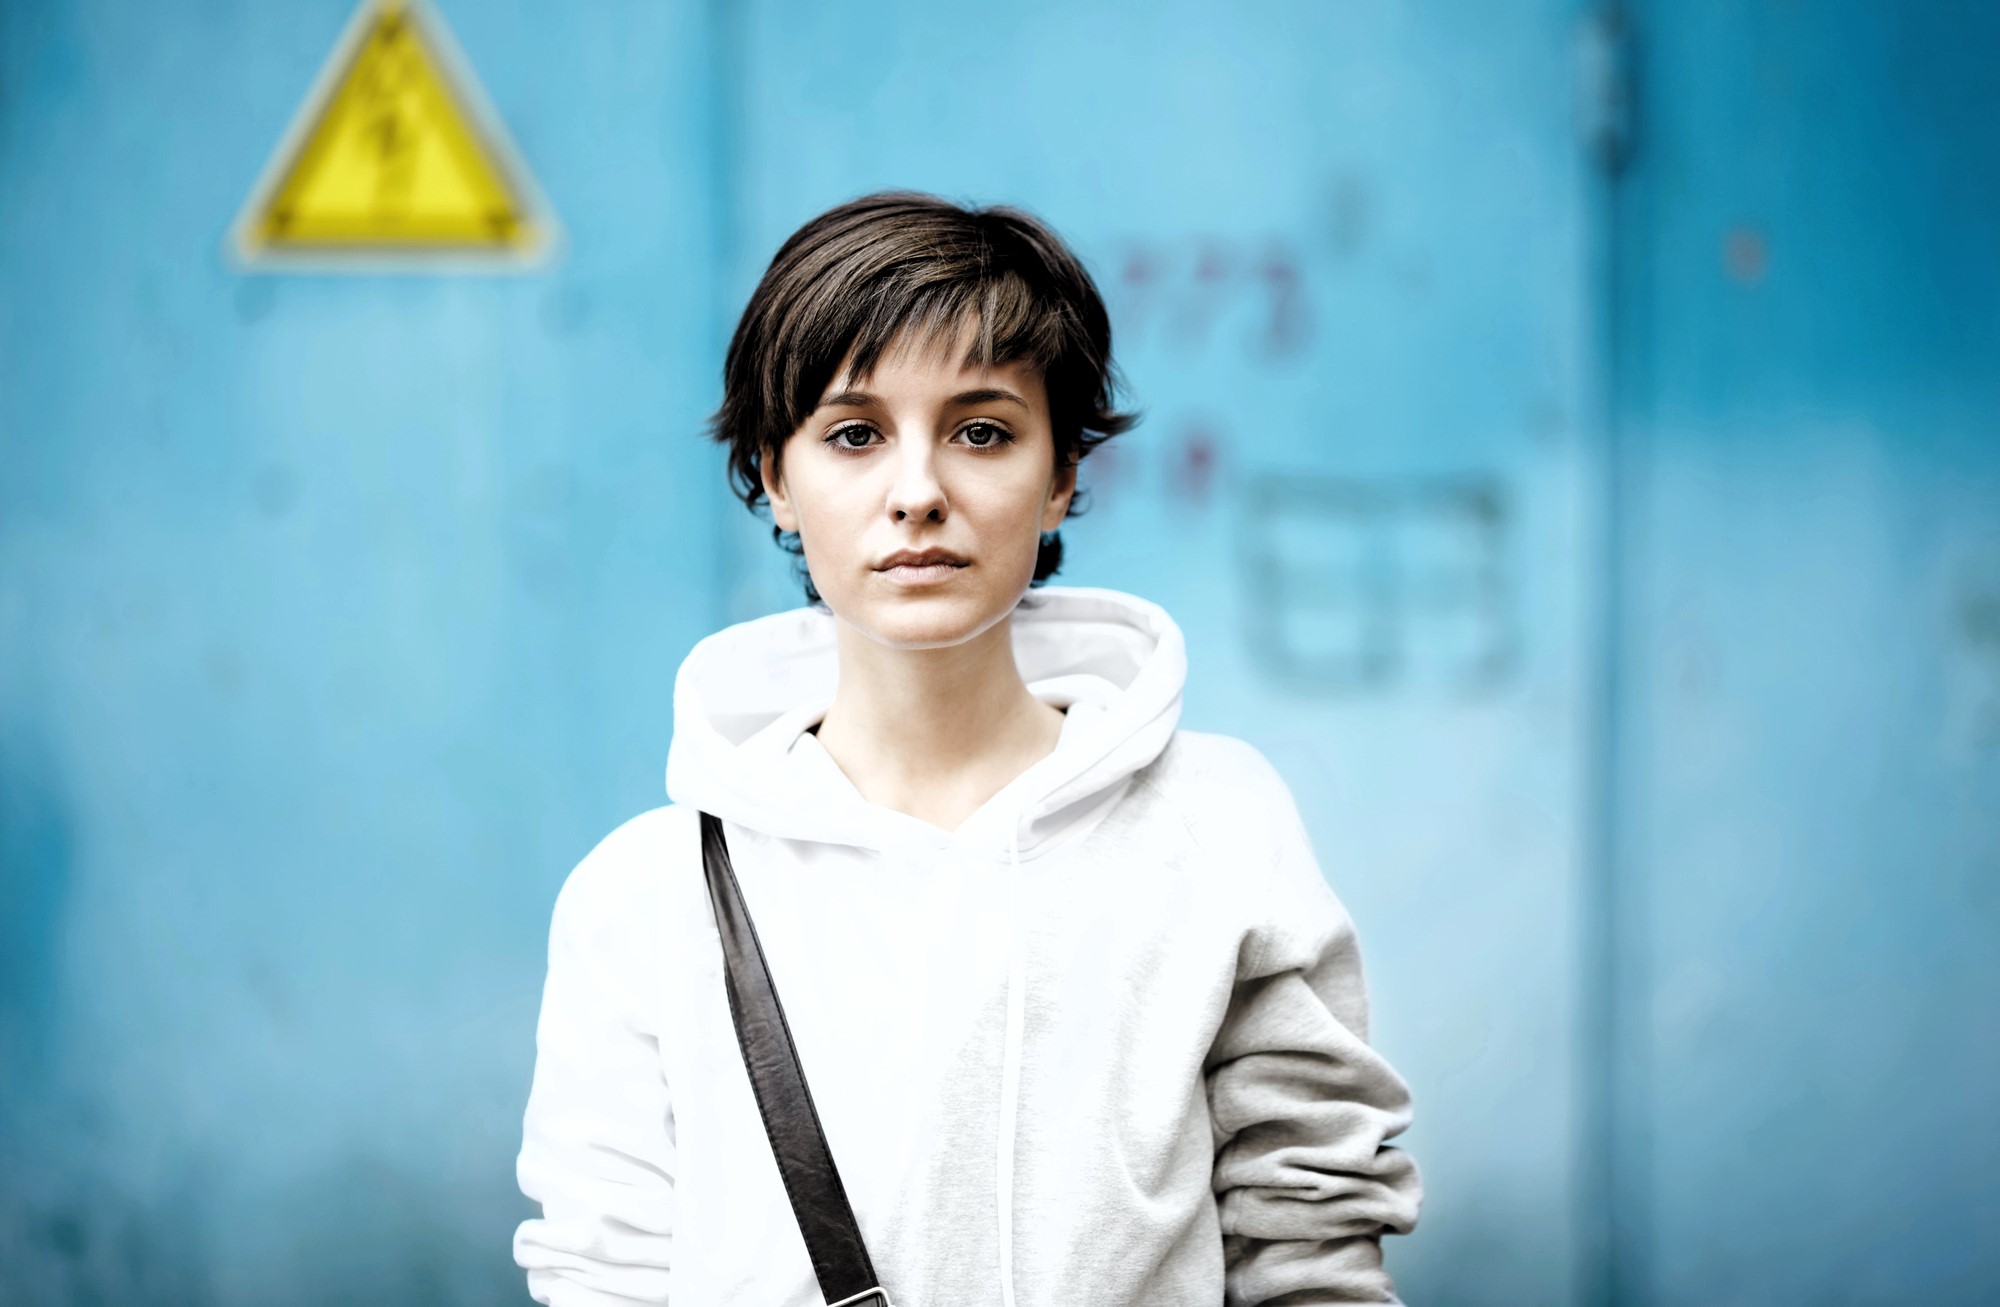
[664, 585, 1187, 863]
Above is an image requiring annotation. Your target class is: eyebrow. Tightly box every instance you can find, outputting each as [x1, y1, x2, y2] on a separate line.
[817, 387, 1030, 412]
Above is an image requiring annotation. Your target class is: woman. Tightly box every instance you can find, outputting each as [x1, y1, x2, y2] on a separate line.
[512, 191, 1422, 1306]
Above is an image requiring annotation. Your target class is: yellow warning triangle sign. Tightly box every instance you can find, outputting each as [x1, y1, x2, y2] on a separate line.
[231, 0, 556, 268]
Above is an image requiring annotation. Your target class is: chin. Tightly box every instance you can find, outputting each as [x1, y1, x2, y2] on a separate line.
[836, 580, 1017, 648]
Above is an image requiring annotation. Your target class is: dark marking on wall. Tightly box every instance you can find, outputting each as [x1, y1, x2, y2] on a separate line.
[1323, 172, 1372, 259]
[1253, 239, 1310, 361]
[1171, 238, 1234, 352]
[1107, 234, 1317, 362]
[1110, 240, 1164, 339]
[1397, 478, 1514, 689]
[1239, 475, 1395, 689]
[1724, 225, 1769, 284]
[1236, 472, 1517, 695]
[0, 717, 75, 1078]
[1952, 576, 2000, 751]
[43, 1208, 88, 1260]
[1169, 421, 1221, 505]
[0, 1161, 214, 1303]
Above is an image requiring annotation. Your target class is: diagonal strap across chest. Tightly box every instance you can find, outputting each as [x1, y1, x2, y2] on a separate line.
[699, 810, 894, 1307]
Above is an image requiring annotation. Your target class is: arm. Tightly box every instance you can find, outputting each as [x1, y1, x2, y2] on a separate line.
[1206, 759, 1422, 1305]
[514, 844, 677, 1306]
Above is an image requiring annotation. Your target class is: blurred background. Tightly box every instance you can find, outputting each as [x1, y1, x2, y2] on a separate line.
[2, 1, 1995, 1303]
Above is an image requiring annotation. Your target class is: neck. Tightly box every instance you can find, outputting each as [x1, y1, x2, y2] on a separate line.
[810, 608, 1067, 832]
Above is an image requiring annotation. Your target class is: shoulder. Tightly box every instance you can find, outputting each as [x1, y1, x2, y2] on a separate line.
[1147, 734, 1365, 976]
[544, 804, 700, 947]
[1140, 729, 1303, 832]
[1131, 729, 1316, 877]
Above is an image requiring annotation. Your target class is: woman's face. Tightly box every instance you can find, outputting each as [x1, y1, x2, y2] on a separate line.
[761, 320, 1076, 648]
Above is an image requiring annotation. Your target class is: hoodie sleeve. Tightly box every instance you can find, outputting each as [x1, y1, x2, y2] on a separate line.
[1205, 751, 1422, 1306]
[514, 833, 677, 1306]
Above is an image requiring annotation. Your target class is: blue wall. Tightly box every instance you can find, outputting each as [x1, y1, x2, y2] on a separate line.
[1, 2, 1993, 1303]
[1, 2, 729, 1300]
[1604, 4, 2000, 1302]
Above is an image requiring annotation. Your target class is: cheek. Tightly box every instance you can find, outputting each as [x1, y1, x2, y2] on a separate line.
[966, 474, 1057, 551]
[786, 469, 871, 547]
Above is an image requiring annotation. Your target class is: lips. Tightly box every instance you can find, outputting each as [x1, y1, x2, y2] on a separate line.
[877, 550, 969, 569]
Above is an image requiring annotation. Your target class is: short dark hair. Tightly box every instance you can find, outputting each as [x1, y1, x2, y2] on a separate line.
[705, 190, 1139, 605]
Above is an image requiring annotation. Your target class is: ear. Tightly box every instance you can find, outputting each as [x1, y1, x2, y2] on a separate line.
[1041, 458, 1079, 532]
[760, 446, 799, 532]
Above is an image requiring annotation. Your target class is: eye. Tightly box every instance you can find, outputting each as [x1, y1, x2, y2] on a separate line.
[823, 423, 879, 451]
[957, 421, 1017, 450]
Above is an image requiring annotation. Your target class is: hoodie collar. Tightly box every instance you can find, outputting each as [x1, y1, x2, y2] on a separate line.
[663, 585, 1186, 862]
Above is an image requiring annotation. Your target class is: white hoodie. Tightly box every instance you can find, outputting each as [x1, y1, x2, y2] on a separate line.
[513, 585, 1421, 1307]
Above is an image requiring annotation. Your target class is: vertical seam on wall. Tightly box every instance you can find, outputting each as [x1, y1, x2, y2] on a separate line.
[1579, 4, 1653, 1305]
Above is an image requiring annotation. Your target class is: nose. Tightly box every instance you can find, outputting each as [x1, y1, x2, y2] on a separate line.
[885, 435, 947, 523]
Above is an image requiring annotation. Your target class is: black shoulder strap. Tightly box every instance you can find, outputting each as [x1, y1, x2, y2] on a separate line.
[697, 810, 891, 1307]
